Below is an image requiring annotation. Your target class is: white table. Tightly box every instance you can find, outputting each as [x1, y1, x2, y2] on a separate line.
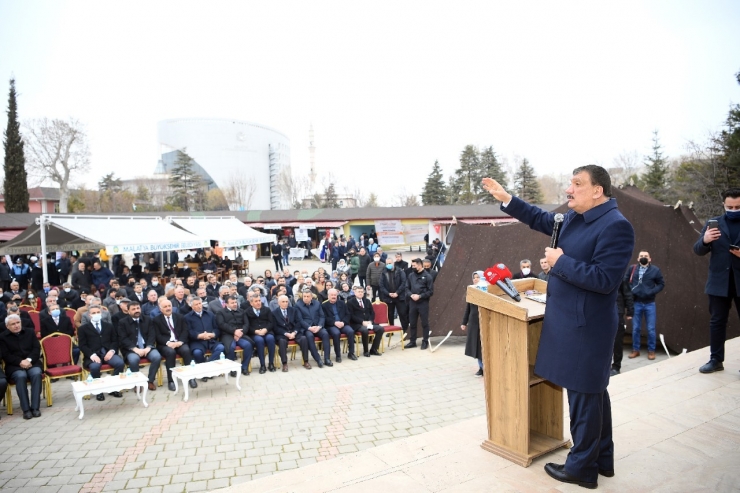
[288, 248, 306, 260]
[71, 372, 148, 419]
[171, 359, 242, 401]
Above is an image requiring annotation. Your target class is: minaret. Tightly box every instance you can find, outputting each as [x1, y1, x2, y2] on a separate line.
[308, 124, 316, 187]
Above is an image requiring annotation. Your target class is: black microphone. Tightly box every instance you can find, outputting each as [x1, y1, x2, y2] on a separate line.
[550, 213, 564, 249]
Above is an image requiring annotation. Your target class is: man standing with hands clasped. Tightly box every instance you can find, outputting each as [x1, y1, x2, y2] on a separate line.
[694, 187, 740, 375]
[482, 165, 634, 489]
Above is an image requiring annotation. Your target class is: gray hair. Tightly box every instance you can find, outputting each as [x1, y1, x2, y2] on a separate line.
[520, 259, 532, 266]
[219, 285, 230, 294]
[4, 314, 20, 325]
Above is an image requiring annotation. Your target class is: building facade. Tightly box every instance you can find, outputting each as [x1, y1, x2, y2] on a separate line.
[156, 118, 291, 210]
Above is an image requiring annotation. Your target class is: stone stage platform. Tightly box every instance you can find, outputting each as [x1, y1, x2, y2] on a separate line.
[222, 338, 740, 492]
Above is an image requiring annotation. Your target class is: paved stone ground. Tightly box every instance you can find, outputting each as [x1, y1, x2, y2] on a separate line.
[0, 252, 672, 492]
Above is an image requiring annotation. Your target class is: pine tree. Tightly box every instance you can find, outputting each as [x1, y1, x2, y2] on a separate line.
[513, 158, 543, 203]
[641, 130, 670, 202]
[421, 160, 448, 205]
[98, 172, 123, 193]
[451, 145, 479, 204]
[168, 149, 203, 211]
[322, 182, 339, 208]
[2, 78, 29, 212]
[477, 146, 507, 203]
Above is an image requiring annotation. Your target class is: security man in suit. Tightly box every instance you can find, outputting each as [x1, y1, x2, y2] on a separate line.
[294, 289, 330, 368]
[78, 305, 125, 400]
[694, 187, 740, 374]
[216, 295, 253, 376]
[322, 288, 358, 362]
[379, 260, 408, 330]
[117, 301, 162, 391]
[483, 165, 634, 489]
[153, 297, 196, 391]
[184, 297, 224, 367]
[405, 259, 434, 350]
[245, 293, 276, 374]
[346, 285, 384, 357]
[272, 294, 308, 371]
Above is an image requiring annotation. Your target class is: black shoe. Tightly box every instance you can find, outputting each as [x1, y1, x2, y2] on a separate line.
[336, 356, 342, 363]
[544, 463, 597, 489]
[229, 371, 237, 377]
[348, 353, 358, 361]
[189, 379, 198, 388]
[475, 368, 483, 377]
[32, 409, 41, 418]
[363, 351, 371, 357]
[610, 368, 620, 376]
[369, 350, 381, 356]
[241, 368, 250, 376]
[324, 359, 333, 367]
[699, 360, 724, 373]
[168, 382, 176, 391]
[109, 391, 123, 398]
[201, 377, 209, 382]
[599, 468, 615, 477]
[259, 366, 267, 374]
[420, 340, 429, 350]
[96, 393, 105, 401]
[404, 342, 417, 349]
[23, 410, 32, 420]
[317, 360, 324, 368]
[268, 363, 276, 372]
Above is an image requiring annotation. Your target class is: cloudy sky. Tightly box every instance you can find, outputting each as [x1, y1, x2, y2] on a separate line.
[1, 0, 739, 204]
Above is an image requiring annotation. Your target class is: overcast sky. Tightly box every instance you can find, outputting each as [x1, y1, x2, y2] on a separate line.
[1, 1, 739, 205]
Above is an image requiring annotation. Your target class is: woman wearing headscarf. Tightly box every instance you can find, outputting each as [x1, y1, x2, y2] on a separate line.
[461, 271, 485, 376]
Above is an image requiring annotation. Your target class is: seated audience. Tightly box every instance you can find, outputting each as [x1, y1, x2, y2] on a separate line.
[323, 288, 357, 362]
[117, 301, 162, 391]
[77, 305, 124, 401]
[153, 297, 196, 391]
[0, 314, 43, 418]
[216, 295, 253, 376]
[347, 285, 384, 357]
[245, 293, 276, 374]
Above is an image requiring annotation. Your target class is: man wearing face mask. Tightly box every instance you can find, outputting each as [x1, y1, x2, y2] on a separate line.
[149, 276, 164, 297]
[626, 251, 664, 361]
[365, 253, 386, 302]
[379, 259, 408, 330]
[405, 259, 434, 350]
[513, 259, 537, 279]
[694, 187, 740, 374]
[209, 285, 231, 314]
[78, 305, 125, 401]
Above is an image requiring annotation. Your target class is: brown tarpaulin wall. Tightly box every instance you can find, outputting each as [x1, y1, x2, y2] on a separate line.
[430, 186, 738, 354]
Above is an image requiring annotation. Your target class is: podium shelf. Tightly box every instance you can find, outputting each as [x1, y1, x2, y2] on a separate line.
[528, 366, 546, 386]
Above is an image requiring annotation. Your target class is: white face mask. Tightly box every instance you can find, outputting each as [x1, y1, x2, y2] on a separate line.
[91, 314, 102, 323]
[521, 268, 531, 276]
[64, 288, 71, 293]
[152, 281, 158, 286]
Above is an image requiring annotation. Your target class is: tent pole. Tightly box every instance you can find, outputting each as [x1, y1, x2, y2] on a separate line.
[38, 215, 49, 284]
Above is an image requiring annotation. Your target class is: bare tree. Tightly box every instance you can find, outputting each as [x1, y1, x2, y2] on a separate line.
[24, 118, 90, 212]
[221, 171, 257, 211]
[393, 189, 421, 207]
[611, 150, 641, 186]
[277, 168, 311, 209]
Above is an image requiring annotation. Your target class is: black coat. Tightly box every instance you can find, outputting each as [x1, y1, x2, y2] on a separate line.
[379, 268, 408, 302]
[216, 308, 253, 346]
[462, 303, 481, 360]
[322, 299, 351, 328]
[694, 214, 740, 297]
[78, 321, 118, 367]
[152, 313, 190, 346]
[346, 296, 375, 330]
[272, 306, 302, 337]
[245, 306, 274, 337]
[39, 311, 75, 339]
[625, 263, 665, 303]
[117, 315, 157, 352]
[406, 270, 434, 300]
[71, 270, 92, 291]
[0, 327, 42, 375]
[617, 278, 634, 316]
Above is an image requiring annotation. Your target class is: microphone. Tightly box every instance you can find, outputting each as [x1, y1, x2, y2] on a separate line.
[483, 263, 521, 302]
[550, 213, 564, 249]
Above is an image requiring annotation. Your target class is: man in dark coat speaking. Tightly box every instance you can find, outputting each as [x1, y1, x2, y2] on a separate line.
[483, 165, 634, 489]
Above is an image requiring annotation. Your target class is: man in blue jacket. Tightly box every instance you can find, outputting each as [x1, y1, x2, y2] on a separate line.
[625, 251, 665, 360]
[483, 165, 634, 489]
[294, 289, 330, 368]
[693, 187, 740, 374]
[185, 297, 224, 367]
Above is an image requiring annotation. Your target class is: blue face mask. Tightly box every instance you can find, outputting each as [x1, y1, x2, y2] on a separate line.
[726, 210, 740, 221]
[386, 264, 393, 270]
[51, 309, 60, 318]
[44, 287, 50, 293]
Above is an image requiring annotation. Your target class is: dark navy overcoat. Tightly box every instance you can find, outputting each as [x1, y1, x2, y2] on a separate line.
[504, 197, 635, 393]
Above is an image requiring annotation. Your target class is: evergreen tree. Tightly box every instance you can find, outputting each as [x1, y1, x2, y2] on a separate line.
[421, 160, 448, 205]
[2, 78, 29, 212]
[477, 146, 507, 203]
[366, 193, 379, 207]
[98, 172, 123, 193]
[641, 130, 670, 202]
[513, 158, 543, 203]
[451, 145, 479, 204]
[322, 182, 339, 208]
[167, 149, 203, 211]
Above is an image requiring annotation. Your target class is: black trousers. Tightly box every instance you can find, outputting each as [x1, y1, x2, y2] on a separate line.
[327, 325, 355, 357]
[565, 389, 613, 483]
[408, 299, 431, 342]
[278, 334, 308, 364]
[708, 290, 740, 363]
[158, 343, 192, 383]
[354, 325, 385, 352]
[273, 256, 283, 271]
[358, 276, 366, 287]
[385, 299, 408, 329]
[306, 328, 330, 363]
[369, 285, 380, 301]
[612, 313, 626, 371]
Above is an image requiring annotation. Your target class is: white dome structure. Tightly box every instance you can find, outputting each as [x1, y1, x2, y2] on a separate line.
[156, 118, 291, 210]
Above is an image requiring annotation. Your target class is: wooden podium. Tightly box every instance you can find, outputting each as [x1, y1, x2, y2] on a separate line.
[466, 278, 570, 467]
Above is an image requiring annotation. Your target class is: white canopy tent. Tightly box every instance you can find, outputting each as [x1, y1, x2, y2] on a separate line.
[0, 215, 211, 283]
[168, 216, 276, 246]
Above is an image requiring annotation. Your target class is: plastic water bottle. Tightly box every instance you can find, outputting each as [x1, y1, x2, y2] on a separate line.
[190, 360, 196, 368]
[126, 368, 132, 377]
[219, 352, 225, 360]
[86, 374, 93, 384]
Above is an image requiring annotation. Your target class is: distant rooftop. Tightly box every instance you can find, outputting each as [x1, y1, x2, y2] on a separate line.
[0, 186, 60, 202]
